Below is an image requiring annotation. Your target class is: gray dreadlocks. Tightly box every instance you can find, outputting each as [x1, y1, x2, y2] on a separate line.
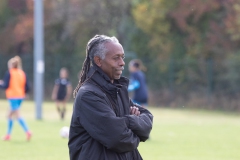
[73, 35, 119, 98]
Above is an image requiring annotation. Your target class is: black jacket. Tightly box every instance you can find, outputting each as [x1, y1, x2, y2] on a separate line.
[68, 65, 153, 160]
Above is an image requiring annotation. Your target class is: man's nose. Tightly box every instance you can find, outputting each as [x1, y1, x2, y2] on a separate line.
[119, 58, 125, 66]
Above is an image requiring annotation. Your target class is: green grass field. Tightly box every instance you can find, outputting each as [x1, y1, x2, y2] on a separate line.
[0, 99, 240, 160]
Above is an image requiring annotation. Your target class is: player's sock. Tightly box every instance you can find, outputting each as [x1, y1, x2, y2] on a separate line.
[7, 119, 13, 135]
[18, 117, 29, 132]
[57, 106, 60, 113]
[3, 119, 13, 141]
[61, 108, 66, 120]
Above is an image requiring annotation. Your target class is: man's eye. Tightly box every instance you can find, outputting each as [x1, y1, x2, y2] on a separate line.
[114, 56, 125, 60]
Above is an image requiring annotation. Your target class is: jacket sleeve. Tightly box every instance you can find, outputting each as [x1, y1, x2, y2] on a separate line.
[125, 101, 153, 142]
[75, 91, 140, 153]
[0, 71, 10, 89]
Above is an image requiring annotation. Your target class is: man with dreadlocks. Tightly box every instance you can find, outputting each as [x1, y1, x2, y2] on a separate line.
[68, 35, 153, 160]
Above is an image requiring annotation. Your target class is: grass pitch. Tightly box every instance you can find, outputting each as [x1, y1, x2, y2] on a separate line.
[0, 99, 240, 160]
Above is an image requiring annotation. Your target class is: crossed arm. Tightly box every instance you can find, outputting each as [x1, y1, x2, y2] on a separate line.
[74, 91, 153, 152]
[127, 100, 153, 141]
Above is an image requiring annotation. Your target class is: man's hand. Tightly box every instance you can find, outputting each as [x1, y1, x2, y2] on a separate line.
[130, 106, 140, 116]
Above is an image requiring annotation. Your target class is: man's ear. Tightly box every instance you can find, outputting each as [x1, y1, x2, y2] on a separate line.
[94, 56, 102, 67]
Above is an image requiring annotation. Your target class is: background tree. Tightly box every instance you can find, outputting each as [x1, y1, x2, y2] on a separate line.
[1, 0, 240, 110]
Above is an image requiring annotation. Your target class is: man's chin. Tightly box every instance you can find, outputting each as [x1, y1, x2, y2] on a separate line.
[114, 75, 121, 80]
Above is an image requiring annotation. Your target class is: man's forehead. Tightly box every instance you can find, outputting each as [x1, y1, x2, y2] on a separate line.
[105, 41, 122, 47]
[105, 42, 124, 54]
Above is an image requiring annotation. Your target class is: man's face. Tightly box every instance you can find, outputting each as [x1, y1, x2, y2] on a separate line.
[96, 42, 125, 82]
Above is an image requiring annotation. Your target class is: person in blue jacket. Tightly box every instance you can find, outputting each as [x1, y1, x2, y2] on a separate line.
[128, 59, 148, 107]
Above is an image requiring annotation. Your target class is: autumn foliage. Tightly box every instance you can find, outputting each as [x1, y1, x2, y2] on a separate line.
[1, 0, 240, 109]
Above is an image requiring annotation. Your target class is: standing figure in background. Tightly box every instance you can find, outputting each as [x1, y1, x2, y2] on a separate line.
[0, 56, 32, 141]
[128, 59, 148, 107]
[52, 67, 72, 120]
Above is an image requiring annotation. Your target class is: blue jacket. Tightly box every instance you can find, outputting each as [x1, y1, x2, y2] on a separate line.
[129, 71, 148, 104]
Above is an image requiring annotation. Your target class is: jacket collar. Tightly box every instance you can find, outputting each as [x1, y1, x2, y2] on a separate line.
[86, 64, 129, 97]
